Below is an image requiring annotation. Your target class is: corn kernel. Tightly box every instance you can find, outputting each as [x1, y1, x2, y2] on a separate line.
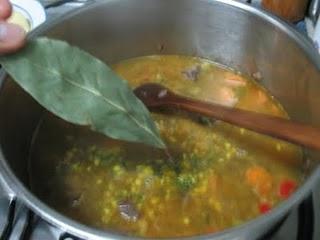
[138, 220, 148, 235]
[135, 179, 142, 186]
[168, 136, 176, 143]
[71, 163, 79, 171]
[131, 186, 137, 193]
[165, 193, 171, 201]
[156, 73, 162, 81]
[104, 208, 111, 215]
[151, 197, 159, 205]
[113, 165, 121, 173]
[147, 210, 155, 218]
[94, 159, 100, 166]
[137, 203, 143, 210]
[201, 62, 211, 70]
[111, 200, 117, 208]
[213, 201, 222, 212]
[200, 186, 207, 193]
[101, 215, 110, 224]
[96, 179, 102, 185]
[158, 203, 164, 211]
[276, 143, 282, 152]
[183, 217, 190, 225]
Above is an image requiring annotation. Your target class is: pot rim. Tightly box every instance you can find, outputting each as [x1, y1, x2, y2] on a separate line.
[1, 0, 320, 239]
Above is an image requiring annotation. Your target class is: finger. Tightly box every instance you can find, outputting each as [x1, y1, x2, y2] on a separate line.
[0, 0, 11, 19]
[0, 22, 26, 54]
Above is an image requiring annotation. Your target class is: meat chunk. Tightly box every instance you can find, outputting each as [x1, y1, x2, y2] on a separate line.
[118, 201, 139, 222]
[182, 65, 201, 81]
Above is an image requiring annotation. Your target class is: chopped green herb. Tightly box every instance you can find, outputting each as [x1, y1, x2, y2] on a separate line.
[176, 174, 197, 192]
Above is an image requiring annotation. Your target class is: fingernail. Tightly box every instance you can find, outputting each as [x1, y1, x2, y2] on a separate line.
[0, 22, 25, 42]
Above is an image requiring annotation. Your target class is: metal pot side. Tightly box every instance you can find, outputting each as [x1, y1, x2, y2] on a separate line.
[0, 0, 320, 239]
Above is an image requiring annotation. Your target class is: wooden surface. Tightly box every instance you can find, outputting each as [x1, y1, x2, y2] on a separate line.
[262, 0, 309, 22]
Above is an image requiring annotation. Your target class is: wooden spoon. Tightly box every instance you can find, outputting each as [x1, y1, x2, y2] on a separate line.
[134, 83, 320, 150]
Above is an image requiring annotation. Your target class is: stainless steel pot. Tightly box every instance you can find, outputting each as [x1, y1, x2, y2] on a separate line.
[0, 0, 320, 239]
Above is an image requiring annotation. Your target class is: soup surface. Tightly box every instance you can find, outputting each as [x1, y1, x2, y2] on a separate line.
[30, 56, 303, 238]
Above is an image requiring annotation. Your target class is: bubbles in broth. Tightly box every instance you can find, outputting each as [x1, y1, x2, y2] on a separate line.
[29, 56, 303, 238]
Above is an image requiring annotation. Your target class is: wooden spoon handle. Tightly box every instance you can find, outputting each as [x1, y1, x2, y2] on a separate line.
[168, 96, 320, 150]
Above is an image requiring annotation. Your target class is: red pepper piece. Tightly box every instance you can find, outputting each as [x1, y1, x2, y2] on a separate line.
[279, 180, 297, 199]
[259, 203, 271, 214]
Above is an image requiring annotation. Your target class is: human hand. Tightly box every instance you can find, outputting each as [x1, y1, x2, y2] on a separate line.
[0, 0, 26, 54]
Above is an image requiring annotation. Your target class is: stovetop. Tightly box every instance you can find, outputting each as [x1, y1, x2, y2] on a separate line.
[0, 1, 319, 239]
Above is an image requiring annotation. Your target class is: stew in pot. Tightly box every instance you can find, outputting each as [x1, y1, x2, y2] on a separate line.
[29, 55, 303, 238]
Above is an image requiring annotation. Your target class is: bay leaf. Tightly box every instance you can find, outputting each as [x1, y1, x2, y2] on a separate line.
[0, 37, 165, 148]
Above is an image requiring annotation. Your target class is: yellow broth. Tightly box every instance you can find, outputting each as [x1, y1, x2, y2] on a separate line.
[30, 55, 303, 238]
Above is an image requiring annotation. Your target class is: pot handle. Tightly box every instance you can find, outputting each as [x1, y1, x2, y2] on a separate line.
[297, 194, 314, 240]
[0, 198, 17, 240]
[59, 233, 83, 240]
[0, 171, 16, 201]
[41, 0, 93, 9]
[309, 0, 320, 24]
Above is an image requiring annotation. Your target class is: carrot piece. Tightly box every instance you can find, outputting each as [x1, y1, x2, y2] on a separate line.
[245, 166, 273, 197]
[279, 179, 297, 199]
[259, 202, 271, 214]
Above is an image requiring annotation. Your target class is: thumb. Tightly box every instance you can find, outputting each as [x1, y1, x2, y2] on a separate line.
[0, 22, 25, 54]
